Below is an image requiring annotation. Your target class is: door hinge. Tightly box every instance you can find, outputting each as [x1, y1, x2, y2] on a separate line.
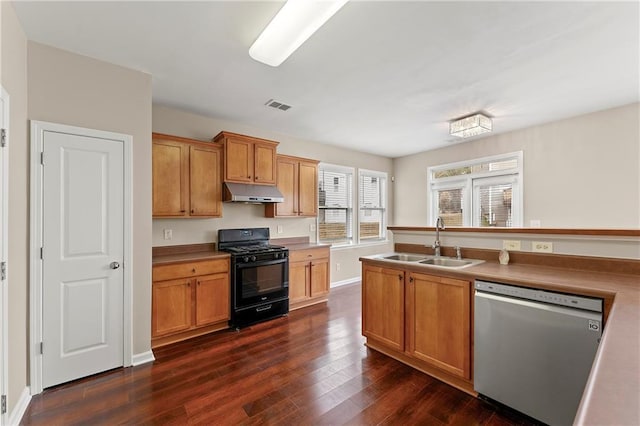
[40, 247, 43, 260]
[40, 342, 43, 355]
[1, 394, 6, 414]
[1, 128, 6, 148]
[40, 151, 44, 165]
[0, 261, 5, 280]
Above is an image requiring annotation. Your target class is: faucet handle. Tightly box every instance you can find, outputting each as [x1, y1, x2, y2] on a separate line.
[455, 246, 462, 260]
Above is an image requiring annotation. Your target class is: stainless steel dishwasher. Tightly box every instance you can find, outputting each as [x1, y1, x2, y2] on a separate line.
[474, 280, 603, 426]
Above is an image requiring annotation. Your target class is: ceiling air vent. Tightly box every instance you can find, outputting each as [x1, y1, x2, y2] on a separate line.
[265, 99, 292, 111]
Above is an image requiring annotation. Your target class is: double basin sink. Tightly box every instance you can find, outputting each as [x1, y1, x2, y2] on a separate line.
[375, 253, 484, 269]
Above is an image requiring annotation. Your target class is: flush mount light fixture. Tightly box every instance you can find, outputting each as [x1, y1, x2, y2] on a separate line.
[249, 0, 349, 67]
[449, 113, 493, 138]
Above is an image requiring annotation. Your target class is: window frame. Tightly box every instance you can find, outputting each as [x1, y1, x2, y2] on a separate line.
[428, 151, 523, 227]
[317, 163, 355, 246]
[358, 168, 388, 243]
[317, 163, 389, 247]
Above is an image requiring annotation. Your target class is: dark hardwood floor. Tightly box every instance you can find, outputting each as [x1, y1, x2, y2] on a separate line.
[21, 283, 537, 425]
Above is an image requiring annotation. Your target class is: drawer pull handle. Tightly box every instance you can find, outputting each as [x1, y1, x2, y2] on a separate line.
[192, 268, 196, 273]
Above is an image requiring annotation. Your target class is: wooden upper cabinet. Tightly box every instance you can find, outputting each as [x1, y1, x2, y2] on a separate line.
[406, 272, 471, 379]
[152, 139, 189, 216]
[213, 131, 278, 185]
[152, 133, 222, 218]
[265, 155, 319, 218]
[189, 145, 222, 217]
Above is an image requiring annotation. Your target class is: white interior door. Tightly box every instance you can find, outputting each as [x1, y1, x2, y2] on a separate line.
[0, 86, 9, 425]
[41, 129, 124, 388]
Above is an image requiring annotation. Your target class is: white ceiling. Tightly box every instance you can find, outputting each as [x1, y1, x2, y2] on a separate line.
[13, 1, 640, 158]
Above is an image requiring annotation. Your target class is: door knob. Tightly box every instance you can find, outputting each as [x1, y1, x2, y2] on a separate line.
[110, 261, 120, 270]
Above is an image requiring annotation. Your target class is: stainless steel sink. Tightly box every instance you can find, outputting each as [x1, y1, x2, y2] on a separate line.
[382, 254, 426, 262]
[419, 258, 472, 267]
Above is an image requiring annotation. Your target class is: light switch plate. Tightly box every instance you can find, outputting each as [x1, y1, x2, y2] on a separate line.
[503, 240, 521, 251]
[277, 225, 283, 234]
[163, 229, 172, 240]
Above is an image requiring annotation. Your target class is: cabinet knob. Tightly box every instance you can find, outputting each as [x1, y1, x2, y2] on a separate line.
[191, 209, 195, 214]
[187, 282, 191, 287]
[180, 210, 186, 213]
[192, 268, 196, 273]
[409, 276, 414, 283]
[197, 281, 200, 286]
[398, 274, 403, 281]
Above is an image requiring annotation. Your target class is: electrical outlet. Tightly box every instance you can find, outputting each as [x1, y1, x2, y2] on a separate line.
[532, 241, 553, 253]
[310, 223, 316, 232]
[277, 225, 283, 234]
[336, 263, 341, 271]
[163, 229, 172, 240]
[503, 240, 521, 251]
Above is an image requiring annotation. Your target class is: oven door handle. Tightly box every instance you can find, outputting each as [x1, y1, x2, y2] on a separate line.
[235, 257, 288, 269]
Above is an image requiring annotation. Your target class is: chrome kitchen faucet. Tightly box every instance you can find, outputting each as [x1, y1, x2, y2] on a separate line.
[432, 216, 445, 257]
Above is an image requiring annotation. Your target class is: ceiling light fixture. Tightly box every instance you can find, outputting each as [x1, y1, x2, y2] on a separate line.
[449, 113, 493, 138]
[249, 0, 349, 67]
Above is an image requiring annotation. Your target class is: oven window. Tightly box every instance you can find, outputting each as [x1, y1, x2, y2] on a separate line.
[239, 263, 285, 298]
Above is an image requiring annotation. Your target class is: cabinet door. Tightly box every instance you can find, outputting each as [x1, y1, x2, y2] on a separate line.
[407, 272, 471, 379]
[289, 260, 309, 303]
[152, 278, 192, 337]
[225, 138, 252, 183]
[310, 258, 329, 297]
[362, 265, 405, 351]
[195, 272, 229, 326]
[298, 161, 318, 217]
[190, 145, 222, 217]
[152, 140, 188, 216]
[254, 142, 276, 185]
[274, 157, 298, 217]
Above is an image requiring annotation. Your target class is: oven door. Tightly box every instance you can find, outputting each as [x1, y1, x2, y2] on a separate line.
[234, 258, 289, 310]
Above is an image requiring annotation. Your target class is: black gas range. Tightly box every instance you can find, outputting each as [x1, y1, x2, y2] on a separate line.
[218, 228, 289, 328]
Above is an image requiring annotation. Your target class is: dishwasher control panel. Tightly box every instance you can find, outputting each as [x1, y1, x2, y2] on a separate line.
[475, 280, 603, 312]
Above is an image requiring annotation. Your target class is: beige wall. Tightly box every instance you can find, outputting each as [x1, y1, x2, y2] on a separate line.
[1, 1, 29, 415]
[393, 103, 640, 229]
[152, 105, 394, 283]
[27, 43, 153, 355]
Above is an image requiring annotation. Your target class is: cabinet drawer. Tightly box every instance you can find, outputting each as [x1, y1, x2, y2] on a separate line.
[289, 247, 329, 263]
[153, 258, 229, 281]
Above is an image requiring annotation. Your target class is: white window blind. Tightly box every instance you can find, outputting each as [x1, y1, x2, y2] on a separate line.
[318, 165, 353, 244]
[359, 170, 387, 241]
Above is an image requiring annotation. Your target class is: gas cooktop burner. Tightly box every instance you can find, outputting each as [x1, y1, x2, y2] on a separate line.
[224, 244, 286, 255]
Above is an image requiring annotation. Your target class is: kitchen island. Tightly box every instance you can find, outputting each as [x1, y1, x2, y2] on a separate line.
[360, 249, 640, 426]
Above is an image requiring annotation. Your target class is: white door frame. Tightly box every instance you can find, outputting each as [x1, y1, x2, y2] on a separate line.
[0, 86, 10, 426]
[29, 120, 133, 395]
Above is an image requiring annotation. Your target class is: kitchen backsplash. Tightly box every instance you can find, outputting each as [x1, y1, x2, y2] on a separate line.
[152, 202, 316, 246]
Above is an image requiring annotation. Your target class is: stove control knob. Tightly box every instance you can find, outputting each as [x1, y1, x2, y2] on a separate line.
[251, 255, 257, 262]
[282, 251, 287, 258]
[274, 253, 279, 260]
[243, 256, 250, 263]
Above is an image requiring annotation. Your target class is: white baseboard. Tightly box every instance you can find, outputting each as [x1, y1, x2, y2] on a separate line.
[8, 386, 31, 426]
[331, 277, 360, 288]
[131, 350, 155, 366]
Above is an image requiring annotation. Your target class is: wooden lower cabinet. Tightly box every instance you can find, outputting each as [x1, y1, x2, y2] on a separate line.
[152, 258, 230, 347]
[361, 260, 474, 394]
[288, 246, 330, 310]
[406, 272, 471, 380]
[362, 265, 405, 352]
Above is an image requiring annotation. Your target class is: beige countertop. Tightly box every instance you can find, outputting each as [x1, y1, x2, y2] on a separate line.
[360, 255, 640, 426]
[152, 250, 229, 266]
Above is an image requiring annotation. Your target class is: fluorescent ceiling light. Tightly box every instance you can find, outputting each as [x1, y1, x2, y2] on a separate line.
[249, 0, 349, 67]
[449, 113, 493, 138]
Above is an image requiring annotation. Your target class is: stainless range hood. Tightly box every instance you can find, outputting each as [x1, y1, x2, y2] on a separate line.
[223, 182, 284, 203]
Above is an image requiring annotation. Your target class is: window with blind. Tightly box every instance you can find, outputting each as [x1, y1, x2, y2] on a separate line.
[318, 164, 353, 244]
[428, 152, 522, 227]
[359, 170, 387, 241]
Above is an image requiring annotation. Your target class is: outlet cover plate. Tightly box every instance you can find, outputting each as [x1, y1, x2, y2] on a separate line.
[532, 241, 553, 253]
